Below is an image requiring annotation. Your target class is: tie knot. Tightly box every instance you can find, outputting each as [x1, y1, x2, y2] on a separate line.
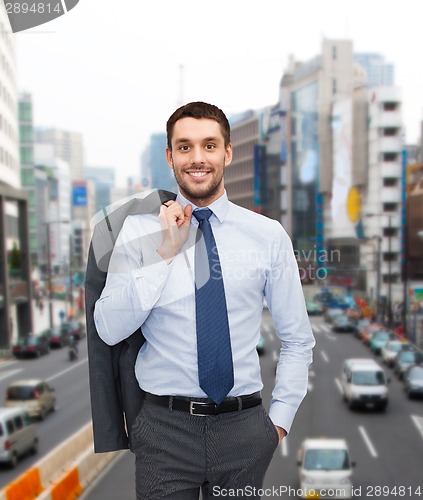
[193, 208, 213, 223]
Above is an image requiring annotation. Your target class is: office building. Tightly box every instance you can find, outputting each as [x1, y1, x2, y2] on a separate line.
[141, 132, 177, 193]
[0, 7, 33, 346]
[34, 128, 84, 181]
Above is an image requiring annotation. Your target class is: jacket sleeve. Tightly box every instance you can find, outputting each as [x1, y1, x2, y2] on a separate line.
[85, 190, 177, 453]
[86, 241, 130, 452]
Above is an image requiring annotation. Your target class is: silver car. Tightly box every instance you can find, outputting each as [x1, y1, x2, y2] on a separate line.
[6, 379, 56, 420]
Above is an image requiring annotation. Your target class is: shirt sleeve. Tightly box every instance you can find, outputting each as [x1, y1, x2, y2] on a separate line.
[265, 223, 315, 434]
[94, 215, 171, 346]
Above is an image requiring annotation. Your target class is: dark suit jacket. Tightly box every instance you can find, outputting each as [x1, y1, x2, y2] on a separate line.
[85, 189, 176, 453]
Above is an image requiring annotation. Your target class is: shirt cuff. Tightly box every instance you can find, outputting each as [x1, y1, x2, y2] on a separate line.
[268, 400, 298, 435]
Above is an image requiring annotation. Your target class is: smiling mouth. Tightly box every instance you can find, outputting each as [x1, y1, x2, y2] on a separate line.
[187, 170, 210, 178]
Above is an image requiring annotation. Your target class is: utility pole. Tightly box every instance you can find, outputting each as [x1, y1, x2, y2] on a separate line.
[69, 233, 74, 308]
[46, 223, 53, 330]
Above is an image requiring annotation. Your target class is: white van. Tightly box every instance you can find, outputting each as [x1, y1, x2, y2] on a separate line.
[0, 407, 38, 468]
[297, 438, 354, 499]
[341, 358, 389, 411]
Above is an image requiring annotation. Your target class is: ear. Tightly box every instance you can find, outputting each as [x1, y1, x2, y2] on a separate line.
[165, 148, 174, 169]
[224, 143, 233, 167]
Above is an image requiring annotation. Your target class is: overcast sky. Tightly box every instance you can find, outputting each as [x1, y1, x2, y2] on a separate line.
[15, 0, 423, 187]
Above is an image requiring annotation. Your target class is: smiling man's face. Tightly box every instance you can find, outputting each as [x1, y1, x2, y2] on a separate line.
[166, 117, 232, 207]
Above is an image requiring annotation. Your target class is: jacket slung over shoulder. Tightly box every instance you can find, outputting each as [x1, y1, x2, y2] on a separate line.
[85, 189, 177, 453]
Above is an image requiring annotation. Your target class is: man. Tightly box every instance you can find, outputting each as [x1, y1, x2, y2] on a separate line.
[94, 102, 315, 499]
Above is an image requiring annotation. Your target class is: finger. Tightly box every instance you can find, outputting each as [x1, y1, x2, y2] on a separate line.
[181, 204, 192, 226]
[175, 203, 192, 227]
[162, 200, 175, 208]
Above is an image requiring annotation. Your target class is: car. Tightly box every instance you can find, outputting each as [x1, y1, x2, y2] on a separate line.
[341, 358, 389, 411]
[353, 318, 370, 338]
[332, 315, 356, 333]
[5, 379, 56, 420]
[393, 350, 423, 380]
[323, 308, 344, 324]
[403, 365, 423, 399]
[359, 323, 384, 346]
[61, 320, 86, 341]
[256, 334, 266, 356]
[0, 407, 38, 468]
[12, 335, 50, 359]
[369, 330, 396, 355]
[43, 326, 70, 348]
[306, 300, 323, 316]
[381, 340, 407, 366]
[296, 438, 355, 499]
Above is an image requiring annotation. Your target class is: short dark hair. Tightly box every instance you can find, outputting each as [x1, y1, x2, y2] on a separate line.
[166, 101, 231, 150]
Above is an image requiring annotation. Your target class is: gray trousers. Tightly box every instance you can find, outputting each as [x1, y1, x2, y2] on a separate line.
[131, 398, 279, 499]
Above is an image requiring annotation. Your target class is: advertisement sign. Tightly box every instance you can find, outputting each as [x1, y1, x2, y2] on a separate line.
[72, 184, 88, 207]
[253, 144, 266, 206]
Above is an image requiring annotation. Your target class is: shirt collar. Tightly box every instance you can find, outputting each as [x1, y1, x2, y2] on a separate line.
[176, 190, 229, 224]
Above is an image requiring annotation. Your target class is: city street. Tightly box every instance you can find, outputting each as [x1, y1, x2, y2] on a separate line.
[0, 335, 91, 487]
[8, 298, 71, 345]
[80, 311, 423, 499]
[1, 306, 423, 497]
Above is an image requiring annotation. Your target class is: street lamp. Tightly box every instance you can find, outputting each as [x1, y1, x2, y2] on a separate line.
[370, 235, 382, 322]
[365, 213, 395, 326]
[45, 220, 70, 329]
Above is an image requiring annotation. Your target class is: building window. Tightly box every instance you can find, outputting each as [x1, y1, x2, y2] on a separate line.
[383, 152, 398, 162]
[383, 127, 398, 137]
[383, 178, 398, 187]
[383, 227, 397, 237]
[383, 202, 398, 212]
[383, 102, 398, 111]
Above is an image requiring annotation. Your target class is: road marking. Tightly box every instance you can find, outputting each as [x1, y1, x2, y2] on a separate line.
[411, 415, 423, 441]
[45, 357, 88, 383]
[0, 368, 22, 382]
[272, 351, 279, 363]
[307, 382, 313, 391]
[320, 351, 329, 363]
[358, 426, 378, 458]
[309, 370, 316, 378]
[320, 324, 331, 333]
[325, 332, 337, 340]
[0, 360, 18, 369]
[334, 377, 343, 395]
[280, 436, 288, 457]
[312, 326, 321, 334]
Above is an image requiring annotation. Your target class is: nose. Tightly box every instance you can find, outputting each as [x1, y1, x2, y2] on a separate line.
[190, 146, 206, 166]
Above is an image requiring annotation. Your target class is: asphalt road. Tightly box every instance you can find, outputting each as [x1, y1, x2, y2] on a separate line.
[3, 309, 422, 498]
[0, 336, 91, 487]
[81, 312, 423, 499]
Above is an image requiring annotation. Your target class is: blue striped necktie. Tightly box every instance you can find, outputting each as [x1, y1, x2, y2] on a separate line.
[193, 208, 234, 405]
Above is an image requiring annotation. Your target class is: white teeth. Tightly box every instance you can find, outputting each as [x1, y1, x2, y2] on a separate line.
[190, 172, 208, 177]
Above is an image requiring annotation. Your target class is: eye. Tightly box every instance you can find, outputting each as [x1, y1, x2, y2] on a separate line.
[205, 144, 216, 150]
[179, 145, 190, 151]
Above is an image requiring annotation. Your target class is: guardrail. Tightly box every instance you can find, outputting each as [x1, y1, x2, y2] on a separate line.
[0, 422, 120, 500]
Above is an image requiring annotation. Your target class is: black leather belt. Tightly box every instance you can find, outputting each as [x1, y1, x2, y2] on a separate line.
[144, 392, 262, 416]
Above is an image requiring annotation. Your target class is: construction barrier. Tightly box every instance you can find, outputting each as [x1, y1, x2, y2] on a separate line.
[0, 422, 119, 500]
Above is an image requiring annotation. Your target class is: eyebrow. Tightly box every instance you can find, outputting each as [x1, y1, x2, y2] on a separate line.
[174, 136, 220, 145]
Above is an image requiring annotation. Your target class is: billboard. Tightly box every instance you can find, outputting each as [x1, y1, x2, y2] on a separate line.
[72, 184, 88, 207]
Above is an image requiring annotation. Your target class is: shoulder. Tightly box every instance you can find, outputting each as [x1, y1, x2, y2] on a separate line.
[227, 202, 288, 239]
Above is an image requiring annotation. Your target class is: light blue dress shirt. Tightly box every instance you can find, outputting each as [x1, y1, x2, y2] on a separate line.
[94, 191, 315, 433]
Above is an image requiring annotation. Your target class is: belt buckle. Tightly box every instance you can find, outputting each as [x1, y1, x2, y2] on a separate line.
[189, 401, 211, 416]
